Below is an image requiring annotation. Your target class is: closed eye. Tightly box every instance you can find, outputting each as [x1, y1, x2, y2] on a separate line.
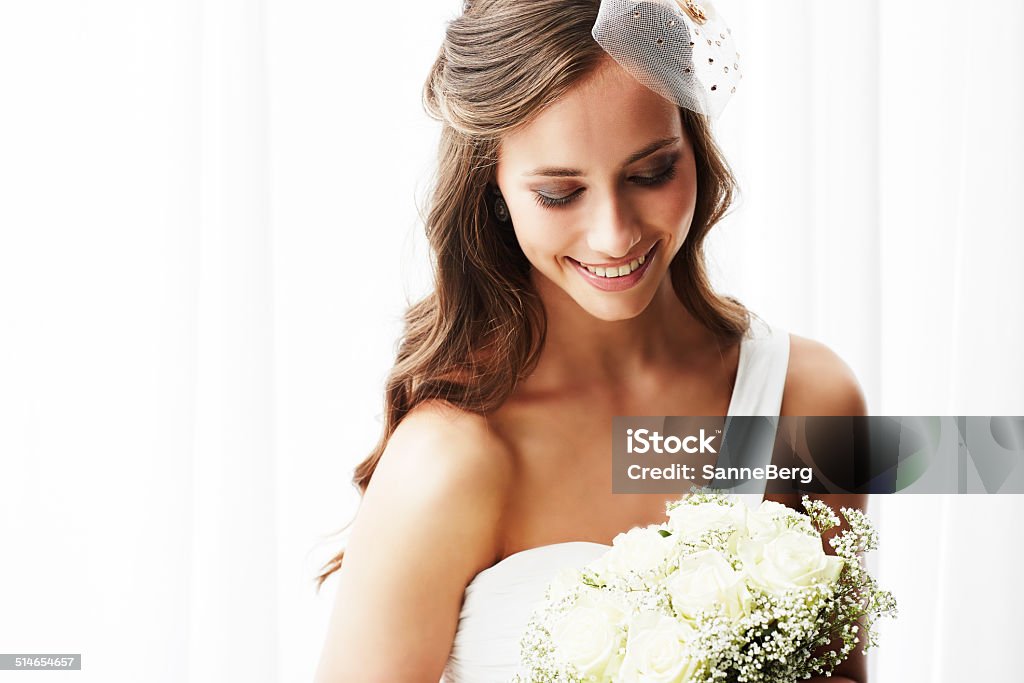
[532, 159, 679, 209]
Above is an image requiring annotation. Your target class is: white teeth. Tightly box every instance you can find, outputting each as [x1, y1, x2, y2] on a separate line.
[581, 258, 643, 278]
[579, 248, 654, 278]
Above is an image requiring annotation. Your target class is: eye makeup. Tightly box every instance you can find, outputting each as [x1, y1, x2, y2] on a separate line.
[532, 153, 680, 209]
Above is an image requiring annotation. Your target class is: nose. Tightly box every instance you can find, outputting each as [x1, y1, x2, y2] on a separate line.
[585, 191, 642, 259]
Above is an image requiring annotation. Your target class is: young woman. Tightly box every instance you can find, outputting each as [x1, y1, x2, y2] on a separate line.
[314, 1, 868, 681]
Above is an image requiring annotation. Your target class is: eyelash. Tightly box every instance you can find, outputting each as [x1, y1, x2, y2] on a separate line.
[533, 162, 679, 209]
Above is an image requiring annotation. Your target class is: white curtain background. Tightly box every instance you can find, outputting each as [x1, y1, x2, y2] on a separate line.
[0, 1, 1021, 681]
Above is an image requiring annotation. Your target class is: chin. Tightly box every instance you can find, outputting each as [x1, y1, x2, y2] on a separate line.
[575, 292, 656, 322]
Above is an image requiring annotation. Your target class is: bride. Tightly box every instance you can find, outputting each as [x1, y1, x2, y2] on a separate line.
[314, 1, 868, 681]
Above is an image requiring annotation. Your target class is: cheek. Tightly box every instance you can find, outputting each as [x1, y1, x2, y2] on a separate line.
[508, 204, 575, 262]
[662, 162, 699, 232]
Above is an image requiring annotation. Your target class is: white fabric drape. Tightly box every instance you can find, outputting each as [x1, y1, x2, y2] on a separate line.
[0, 1, 1021, 681]
[0, 1, 277, 681]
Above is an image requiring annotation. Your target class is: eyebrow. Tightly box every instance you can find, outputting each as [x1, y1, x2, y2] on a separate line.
[521, 136, 681, 177]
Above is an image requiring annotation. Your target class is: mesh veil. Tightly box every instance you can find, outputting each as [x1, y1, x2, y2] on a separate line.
[592, 0, 742, 118]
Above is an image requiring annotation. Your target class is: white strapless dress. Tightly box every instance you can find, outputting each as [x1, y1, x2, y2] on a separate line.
[442, 317, 791, 683]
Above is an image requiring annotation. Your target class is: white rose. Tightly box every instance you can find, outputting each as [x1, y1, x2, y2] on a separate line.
[739, 528, 844, 594]
[743, 501, 815, 544]
[546, 566, 582, 601]
[667, 499, 747, 542]
[619, 612, 702, 683]
[550, 592, 625, 679]
[598, 526, 672, 577]
[665, 549, 751, 622]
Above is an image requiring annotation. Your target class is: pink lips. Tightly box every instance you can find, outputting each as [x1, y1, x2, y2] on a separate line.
[569, 243, 658, 292]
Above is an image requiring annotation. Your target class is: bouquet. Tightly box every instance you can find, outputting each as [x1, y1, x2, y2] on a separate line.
[513, 494, 897, 683]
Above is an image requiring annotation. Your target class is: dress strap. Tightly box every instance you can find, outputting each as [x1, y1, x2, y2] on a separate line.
[713, 316, 792, 496]
[726, 315, 791, 417]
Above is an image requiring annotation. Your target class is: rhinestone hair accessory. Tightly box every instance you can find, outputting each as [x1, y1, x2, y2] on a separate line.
[592, 0, 742, 118]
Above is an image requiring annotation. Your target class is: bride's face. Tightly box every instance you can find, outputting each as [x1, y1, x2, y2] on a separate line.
[495, 58, 698, 322]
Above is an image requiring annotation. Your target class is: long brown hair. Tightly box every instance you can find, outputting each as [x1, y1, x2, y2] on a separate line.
[314, 0, 748, 591]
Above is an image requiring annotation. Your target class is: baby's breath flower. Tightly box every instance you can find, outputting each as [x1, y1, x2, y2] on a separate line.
[517, 494, 897, 682]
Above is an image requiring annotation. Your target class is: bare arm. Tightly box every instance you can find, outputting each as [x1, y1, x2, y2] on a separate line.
[769, 334, 870, 683]
[314, 402, 512, 683]
[764, 491, 869, 683]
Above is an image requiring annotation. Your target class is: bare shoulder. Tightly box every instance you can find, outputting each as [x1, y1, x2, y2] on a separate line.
[779, 334, 868, 416]
[364, 398, 515, 573]
[374, 401, 512, 497]
[313, 400, 514, 682]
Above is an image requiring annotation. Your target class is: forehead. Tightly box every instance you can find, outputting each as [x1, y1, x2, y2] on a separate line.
[498, 58, 683, 172]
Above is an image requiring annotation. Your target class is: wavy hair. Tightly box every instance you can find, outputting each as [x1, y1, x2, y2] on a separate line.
[314, 0, 749, 591]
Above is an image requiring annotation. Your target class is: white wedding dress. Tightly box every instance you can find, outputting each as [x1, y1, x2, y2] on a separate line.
[442, 317, 791, 683]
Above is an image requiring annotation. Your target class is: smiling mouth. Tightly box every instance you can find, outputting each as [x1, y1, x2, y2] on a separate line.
[570, 243, 658, 279]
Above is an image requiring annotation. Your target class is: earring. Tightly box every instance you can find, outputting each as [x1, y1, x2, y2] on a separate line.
[489, 184, 510, 222]
[493, 195, 510, 222]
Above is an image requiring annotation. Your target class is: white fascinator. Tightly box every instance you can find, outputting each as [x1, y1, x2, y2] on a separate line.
[592, 0, 742, 118]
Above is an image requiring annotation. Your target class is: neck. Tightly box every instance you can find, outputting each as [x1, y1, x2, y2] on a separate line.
[522, 268, 718, 397]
